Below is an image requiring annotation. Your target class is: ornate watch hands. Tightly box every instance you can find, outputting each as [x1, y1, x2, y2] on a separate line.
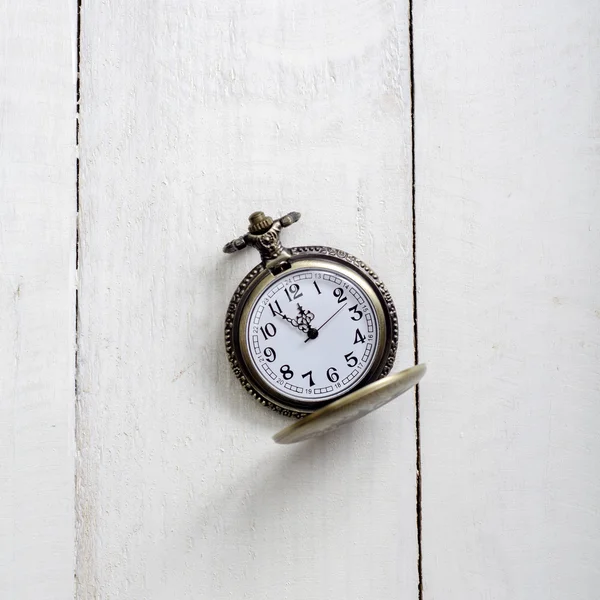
[291, 304, 315, 333]
[304, 301, 347, 343]
[272, 309, 296, 327]
[295, 305, 320, 340]
[273, 303, 318, 337]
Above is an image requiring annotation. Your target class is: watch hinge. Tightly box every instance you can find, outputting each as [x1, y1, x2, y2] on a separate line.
[269, 260, 292, 276]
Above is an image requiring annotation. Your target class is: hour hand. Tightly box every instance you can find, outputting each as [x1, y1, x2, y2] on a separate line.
[273, 310, 295, 326]
[272, 308, 306, 336]
[274, 303, 316, 336]
[291, 304, 316, 334]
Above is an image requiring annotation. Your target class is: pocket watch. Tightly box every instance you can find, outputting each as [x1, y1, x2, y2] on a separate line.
[223, 210, 426, 443]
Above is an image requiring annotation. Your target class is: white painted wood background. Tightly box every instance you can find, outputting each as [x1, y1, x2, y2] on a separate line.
[1, 1, 599, 599]
[0, 1, 76, 599]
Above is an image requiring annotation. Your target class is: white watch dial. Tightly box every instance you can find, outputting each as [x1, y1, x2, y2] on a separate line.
[246, 267, 380, 403]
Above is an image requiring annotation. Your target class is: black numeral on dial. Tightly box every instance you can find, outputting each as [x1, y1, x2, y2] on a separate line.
[280, 365, 294, 380]
[302, 371, 315, 387]
[260, 322, 277, 340]
[326, 367, 340, 382]
[264, 347, 276, 362]
[313, 281, 322, 295]
[353, 328, 366, 344]
[344, 351, 358, 367]
[333, 287, 347, 303]
[284, 284, 303, 302]
[348, 304, 363, 321]
[268, 300, 282, 317]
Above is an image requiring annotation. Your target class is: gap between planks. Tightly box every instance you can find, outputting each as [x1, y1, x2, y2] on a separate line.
[408, 0, 424, 598]
[74, 0, 82, 595]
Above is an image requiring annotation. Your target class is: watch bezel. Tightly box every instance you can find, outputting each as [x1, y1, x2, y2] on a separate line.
[224, 247, 398, 417]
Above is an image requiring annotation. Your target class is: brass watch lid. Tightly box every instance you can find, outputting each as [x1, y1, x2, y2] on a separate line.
[273, 364, 427, 444]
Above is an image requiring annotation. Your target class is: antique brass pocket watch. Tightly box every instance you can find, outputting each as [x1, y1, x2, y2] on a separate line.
[224, 211, 426, 443]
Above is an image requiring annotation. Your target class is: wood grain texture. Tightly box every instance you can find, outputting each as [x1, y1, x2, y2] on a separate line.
[414, 2, 600, 598]
[77, 1, 416, 598]
[0, 1, 77, 599]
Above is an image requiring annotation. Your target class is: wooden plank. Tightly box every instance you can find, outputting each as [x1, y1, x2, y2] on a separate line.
[0, 2, 77, 599]
[77, 1, 417, 598]
[414, 2, 600, 598]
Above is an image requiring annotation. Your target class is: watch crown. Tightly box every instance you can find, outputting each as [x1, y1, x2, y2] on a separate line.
[248, 211, 274, 234]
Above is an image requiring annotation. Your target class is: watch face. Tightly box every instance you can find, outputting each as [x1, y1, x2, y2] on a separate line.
[244, 266, 381, 405]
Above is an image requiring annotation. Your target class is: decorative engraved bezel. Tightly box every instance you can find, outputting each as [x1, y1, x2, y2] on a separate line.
[224, 246, 399, 418]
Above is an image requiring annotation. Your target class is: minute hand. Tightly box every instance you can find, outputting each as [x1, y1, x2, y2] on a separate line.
[304, 303, 346, 343]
